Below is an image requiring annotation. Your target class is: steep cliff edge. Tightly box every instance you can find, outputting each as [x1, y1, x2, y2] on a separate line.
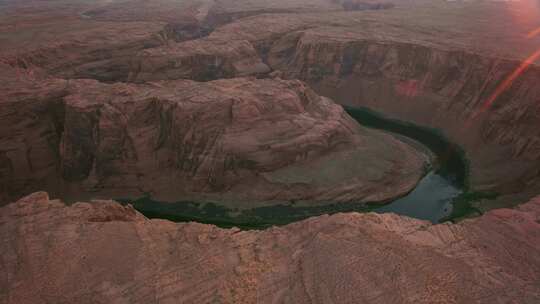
[191, 0, 540, 211]
[0, 0, 216, 83]
[266, 27, 540, 209]
[128, 38, 270, 82]
[1, 191, 539, 303]
[1, 1, 540, 302]
[0, 19, 166, 82]
[0, 69, 427, 206]
[0, 0, 394, 83]
[3, 0, 539, 212]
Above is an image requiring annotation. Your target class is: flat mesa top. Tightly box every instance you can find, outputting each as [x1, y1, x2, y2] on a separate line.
[1, 0, 540, 62]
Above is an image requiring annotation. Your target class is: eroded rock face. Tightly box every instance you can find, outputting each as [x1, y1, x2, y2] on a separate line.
[1, 1, 540, 302]
[2, 0, 539, 208]
[0, 72, 426, 205]
[0, 19, 165, 82]
[266, 27, 540, 204]
[0, 0, 216, 82]
[128, 38, 270, 82]
[0, 1, 430, 208]
[1, 192, 540, 303]
[203, 5, 540, 209]
[0, 0, 396, 84]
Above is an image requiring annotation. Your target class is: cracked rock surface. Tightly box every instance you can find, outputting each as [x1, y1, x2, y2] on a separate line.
[1, 192, 540, 303]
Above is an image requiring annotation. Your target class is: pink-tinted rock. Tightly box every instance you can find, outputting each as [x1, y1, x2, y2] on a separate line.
[0, 72, 427, 206]
[1, 192, 539, 303]
[128, 38, 270, 82]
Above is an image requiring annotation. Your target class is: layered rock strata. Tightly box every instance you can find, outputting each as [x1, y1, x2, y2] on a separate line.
[202, 6, 540, 209]
[1, 192, 539, 303]
[0, 69, 427, 206]
[128, 38, 270, 82]
[265, 27, 540, 208]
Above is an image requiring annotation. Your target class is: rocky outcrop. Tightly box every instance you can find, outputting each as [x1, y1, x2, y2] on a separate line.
[128, 38, 270, 82]
[0, 0, 234, 82]
[265, 27, 540, 207]
[204, 5, 540, 209]
[0, 71, 427, 206]
[199, 5, 540, 209]
[0, 64, 69, 206]
[1, 191, 540, 303]
[0, 0, 399, 84]
[3, 0, 540, 209]
[0, 2, 431, 208]
[1, 2, 540, 302]
[0, 19, 165, 82]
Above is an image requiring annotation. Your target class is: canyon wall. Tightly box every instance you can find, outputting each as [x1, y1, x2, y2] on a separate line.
[0, 68, 427, 206]
[3, 0, 540, 212]
[0, 20, 166, 82]
[263, 27, 540, 209]
[1, 2, 540, 303]
[128, 38, 270, 82]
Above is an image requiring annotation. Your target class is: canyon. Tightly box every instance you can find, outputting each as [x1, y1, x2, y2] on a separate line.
[1, 0, 540, 302]
[0, 64, 427, 206]
[3, 0, 535, 211]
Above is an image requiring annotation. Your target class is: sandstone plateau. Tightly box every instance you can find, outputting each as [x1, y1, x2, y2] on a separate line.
[1, 192, 540, 303]
[3, 0, 530, 210]
[128, 38, 270, 82]
[0, 65, 427, 206]
[199, 2, 540, 210]
[1, 0, 540, 302]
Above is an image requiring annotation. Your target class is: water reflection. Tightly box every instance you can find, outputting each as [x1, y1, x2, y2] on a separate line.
[375, 172, 461, 223]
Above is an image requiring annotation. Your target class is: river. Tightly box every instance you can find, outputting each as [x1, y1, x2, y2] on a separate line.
[119, 106, 470, 229]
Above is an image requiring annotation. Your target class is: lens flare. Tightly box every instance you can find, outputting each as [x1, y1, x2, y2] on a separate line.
[395, 79, 420, 97]
[469, 48, 540, 123]
[527, 27, 540, 38]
